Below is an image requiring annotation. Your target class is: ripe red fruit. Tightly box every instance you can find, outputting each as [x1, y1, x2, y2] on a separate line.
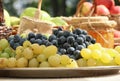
[95, 0, 115, 9]
[81, 2, 93, 16]
[96, 5, 110, 16]
[110, 6, 120, 15]
[114, 30, 120, 38]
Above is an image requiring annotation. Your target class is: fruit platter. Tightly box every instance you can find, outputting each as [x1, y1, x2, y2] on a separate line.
[0, 0, 120, 78]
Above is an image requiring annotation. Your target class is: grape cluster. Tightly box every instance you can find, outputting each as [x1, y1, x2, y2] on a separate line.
[49, 28, 96, 60]
[77, 43, 120, 67]
[8, 35, 26, 50]
[0, 39, 16, 59]
[2, 42, 78, 68]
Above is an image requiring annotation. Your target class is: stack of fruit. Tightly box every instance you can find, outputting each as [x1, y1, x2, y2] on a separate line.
[0, 27, 120, 68]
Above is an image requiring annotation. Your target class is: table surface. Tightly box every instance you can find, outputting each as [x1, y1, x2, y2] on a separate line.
[0, 72, 120, 81]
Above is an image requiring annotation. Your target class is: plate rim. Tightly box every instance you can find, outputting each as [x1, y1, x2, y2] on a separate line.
[0, 66, 120, 71]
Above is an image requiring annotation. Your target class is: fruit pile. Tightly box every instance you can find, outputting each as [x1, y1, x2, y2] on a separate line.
[7, 28, 96, 60]
[77, 43, 120, 67]
[80, 0, 120, 16]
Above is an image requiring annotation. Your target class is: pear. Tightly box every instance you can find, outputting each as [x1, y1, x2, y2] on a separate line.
[50, 17, 68, 26]
[10, 16, 20, 26]
[4, 9, 11, 27]
[20, 7, 51, 21]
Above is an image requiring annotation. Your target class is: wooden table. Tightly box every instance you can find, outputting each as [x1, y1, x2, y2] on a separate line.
[0, 73, 120, 81]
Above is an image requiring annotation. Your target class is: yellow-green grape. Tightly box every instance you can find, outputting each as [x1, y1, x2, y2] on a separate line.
[16, 46, 24, 55]
[4, 47, 13, 55]
[106, 60, 117, 66]
[66, 59, 78, 68]
[22, 48, 33, 60]
[28, 58, 39, 67]
[100, 53, 113, 64]
[16, 57, 28, 68]
[0, 58, 8, 68]
[88, 44, 94, 50]
[0, 39, 9, 51]
[15, 46, 24, 59]
[60, 55, 71, 65]
[23, 40, 31, 48]
[39, 61, 50, 67]
[48, 55, 60, 67]
[39, 45, 46, 54]
[114, 54, 120, 65]
[106, 49, 118, 57]
[37, 54, 47, 62]
[77, 58, 87, 67]
[30, 44, 42, 55]
[0, 52, 9, 58]
[87, 58, 97, 66]
[91, 50, 102, 60]
[114, 46, 120, 53]
[93, 43, 102, 50]
[96, 60, 104, 66]
[81, 48, 92, 59]
[7, 57, 17, 68]
[43, 45, 57, 58]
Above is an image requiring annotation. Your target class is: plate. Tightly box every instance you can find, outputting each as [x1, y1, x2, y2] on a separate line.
[0, 66, 120, 78]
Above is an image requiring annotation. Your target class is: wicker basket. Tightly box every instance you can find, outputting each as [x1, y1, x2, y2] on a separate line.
[109, 15, 120, 30]
[18, 0, 54, 35]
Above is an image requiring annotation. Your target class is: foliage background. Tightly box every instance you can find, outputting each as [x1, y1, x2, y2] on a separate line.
[3, 0, 120, 17]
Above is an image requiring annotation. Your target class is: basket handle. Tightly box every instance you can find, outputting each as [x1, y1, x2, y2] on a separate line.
[34, 0, 42, 19]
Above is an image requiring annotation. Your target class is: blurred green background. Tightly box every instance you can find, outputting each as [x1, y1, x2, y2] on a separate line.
[3, 0, 120, 17]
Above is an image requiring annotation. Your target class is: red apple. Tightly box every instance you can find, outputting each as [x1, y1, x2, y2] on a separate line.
[96, 5, 110, 16]
[95, 0, 115, 9]
[81, 2, 93, 16]
[110, 6, 120, 15]
[114, 30, 120, 38]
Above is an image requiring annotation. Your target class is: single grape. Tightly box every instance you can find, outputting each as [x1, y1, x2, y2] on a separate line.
[0, 39, 9, 51]
[16, 57, 28, 68]
[23, 40, 32, 48]
[87, 58, 97, 66]
[60, 55, 71, 65]
[77, 58, 87, 67]
[7, 57, 17, 68]
[48, 55, 61, 67]
[91, 50, 102, 60]
[0, 58, 8, 68]
[28, 58, 39, 67]
[4, 47, 13, 55]
[37, 54, 47, 62]
[30, 44, 43, 55]
[43, 45, 57, 58]
[0, 53, 10, 58]
[39, 61, 50, 67]
[114, 46, 120, 53]
[22, 48, 33, 60]
[66, 59, 78, 68]
[114, 54, 120, 65]
[81, 48, 92, 59]
[100, 53, 113, 64]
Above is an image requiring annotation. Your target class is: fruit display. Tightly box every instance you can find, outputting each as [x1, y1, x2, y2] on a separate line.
[1, 0, 120, 70]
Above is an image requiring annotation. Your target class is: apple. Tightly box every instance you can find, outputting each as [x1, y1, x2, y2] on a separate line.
[4, 9, 11, 27]
[81, 2, 93, 16]
[110, 6, 120, 15]
[10, 16, 20, 26]
[96, 5, 110, 16]
[114, 30, 120, 38]
[20, 7, 51, 21]
[95, 0, 115, 9]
